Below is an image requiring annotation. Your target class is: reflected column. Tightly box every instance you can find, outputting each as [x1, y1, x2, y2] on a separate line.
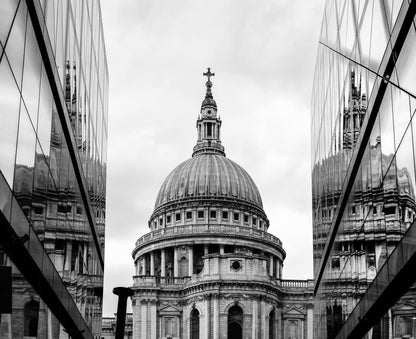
[64, 240, 72, 272]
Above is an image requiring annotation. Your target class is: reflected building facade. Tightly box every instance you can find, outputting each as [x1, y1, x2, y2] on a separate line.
[0, 1, 108, 338]
[312, 1, 416, 338]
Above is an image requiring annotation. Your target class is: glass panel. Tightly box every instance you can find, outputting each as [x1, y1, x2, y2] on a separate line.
[21, 15, 42, 126]
[0, 253, 70, 338]
[0, 58, 20, 187]
[4, 0, 27, 89]
[0, 0, 20, 45]
[393, 24, 416, 97]
[13, 106, 37, 220]
[36, 64, 53, 161]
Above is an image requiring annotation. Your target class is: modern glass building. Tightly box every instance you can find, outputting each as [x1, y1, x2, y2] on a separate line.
[311, 1, 416, 338]
[0, 1, 108, 338]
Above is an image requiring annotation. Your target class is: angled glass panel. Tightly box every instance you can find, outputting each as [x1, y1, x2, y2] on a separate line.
[21, 16, 42, 126]
[392, 24, 416, 97]
[36, 64, 53, 162]
[4, 0, 27, 90]
[0, 58, 20, 187]
[13, 106, 37, 220]
[0, 0, 20, 46]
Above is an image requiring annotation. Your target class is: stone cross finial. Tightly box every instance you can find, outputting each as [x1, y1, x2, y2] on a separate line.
[203, 67, 215, 82]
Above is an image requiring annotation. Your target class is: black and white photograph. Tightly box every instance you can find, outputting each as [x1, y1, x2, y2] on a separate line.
[0, 1, 416, 339]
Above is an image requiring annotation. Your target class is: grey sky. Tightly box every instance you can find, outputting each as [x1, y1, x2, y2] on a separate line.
[100, 0, 325, 316]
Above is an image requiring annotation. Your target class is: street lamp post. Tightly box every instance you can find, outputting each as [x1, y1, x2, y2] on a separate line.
[113, 287, 134, 339]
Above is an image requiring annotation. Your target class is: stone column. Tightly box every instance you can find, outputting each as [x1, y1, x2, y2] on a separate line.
[183, 304, 189, 339]
[150, 252, 155, 276]
[307, 305, 313, 339]
[276, 307, 282, 339]
[47, 308, 52, 339]
[219, 245, 224, 255]
[204, 296, 210, 339]
[141, 257, 146, 275]
[174, 247, 179, 278]
[252, 299, 259, 339]
[161, 249, 166, 277]
[388, 309, 393, 339]
[261, 299, 266, 339]
[150, 300, 157, 339]
[83, 244, 88, 271]
[188, 246, 193, 276]
[269, 255, 274, 276]
[132, 299, 140, 339]
[64, 241, 72, 271]
[276, 261, 280, 279]
[213, 295, 220, 339]
[135, 260, 139, 276]
[141, 301, 148, 339]
[204, 245, 209, 256]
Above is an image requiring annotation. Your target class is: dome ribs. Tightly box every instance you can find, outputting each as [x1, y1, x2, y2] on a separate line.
[177, 157, 193, 198]
[211, 155, 221, 195]
[187, 154, 199, 196]
[217, 155, 229, 196]
[154, 154, 265, 212]
[197, 155, 207, 195]
[228, 159, 241, 198]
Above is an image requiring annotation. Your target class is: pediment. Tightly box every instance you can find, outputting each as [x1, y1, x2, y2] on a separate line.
[159, 303, 182, 313]
[393, 302, 416, 313]
[282, 306, 306, 318]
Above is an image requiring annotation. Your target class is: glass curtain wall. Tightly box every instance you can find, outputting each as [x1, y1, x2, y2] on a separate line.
[312, 0, 416, 338]
[0, 0, 108, 338]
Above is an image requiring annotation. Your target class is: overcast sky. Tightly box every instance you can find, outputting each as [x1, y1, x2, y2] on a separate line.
[100, 0, 325, 317]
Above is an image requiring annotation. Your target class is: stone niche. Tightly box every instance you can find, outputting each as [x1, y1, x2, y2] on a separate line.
[159, 304, 181, 339]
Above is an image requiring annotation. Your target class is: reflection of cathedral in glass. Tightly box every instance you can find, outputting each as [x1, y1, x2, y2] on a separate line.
[312, 2, 416, 336]
[130, 70, 314, 339]
[313, 69, 416, 338]
[0, 2, 108, 338]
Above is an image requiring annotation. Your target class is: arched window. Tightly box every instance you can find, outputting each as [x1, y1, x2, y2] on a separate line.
[24, 300, 39, 337]
[269, 309, 276, 339]
[191, 308, 200, 339]
[228, 305, 243, 339]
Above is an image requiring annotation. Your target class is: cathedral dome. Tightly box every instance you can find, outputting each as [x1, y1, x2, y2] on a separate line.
[154, 153, 263, 211]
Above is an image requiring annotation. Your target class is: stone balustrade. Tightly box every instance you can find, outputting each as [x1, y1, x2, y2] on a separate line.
[132, 275, 314, 292]
[133, 275, 191, 286]
[135, 224, 282, 248]
[280, 279, 314, 289]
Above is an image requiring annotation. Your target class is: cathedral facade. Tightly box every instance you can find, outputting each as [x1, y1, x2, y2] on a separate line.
[130, 69, 313, 339]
